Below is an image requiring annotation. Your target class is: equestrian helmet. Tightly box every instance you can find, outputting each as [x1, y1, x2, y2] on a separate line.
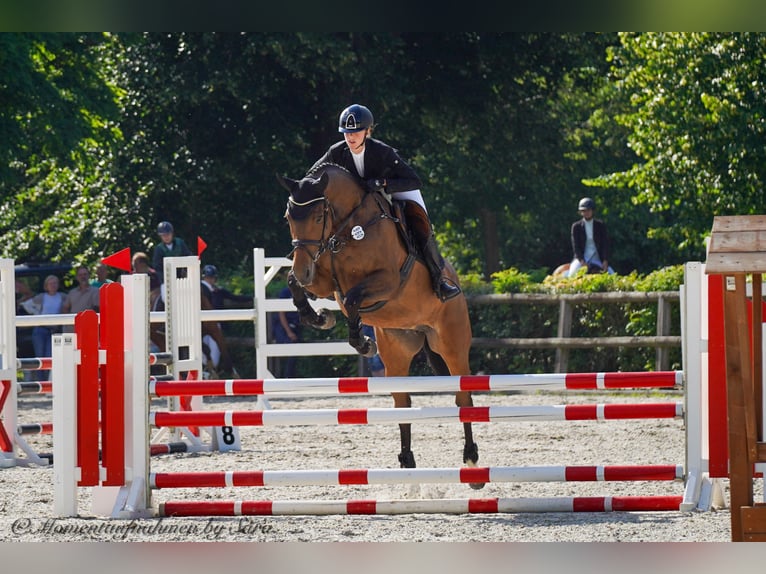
[338, 104, 374, 133]
[578, 197, 596, 211]
[157, 221, 174, 234]
[202, 264, 218, 278]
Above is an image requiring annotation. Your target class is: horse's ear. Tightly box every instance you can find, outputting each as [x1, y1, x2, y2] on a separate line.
[275, 172, 298, 193]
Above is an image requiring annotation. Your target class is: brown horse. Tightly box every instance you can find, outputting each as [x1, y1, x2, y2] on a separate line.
[277, 163, 483, 488]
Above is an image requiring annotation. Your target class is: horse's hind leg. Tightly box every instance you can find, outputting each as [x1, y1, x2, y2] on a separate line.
[393, 393, 416, 468]
[375, 329, 422, 469]
[425, 336, 485, 489]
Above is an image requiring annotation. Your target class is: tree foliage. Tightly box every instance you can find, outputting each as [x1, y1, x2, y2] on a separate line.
[1, 32, 764, 280]
[588, 32, 766, 262]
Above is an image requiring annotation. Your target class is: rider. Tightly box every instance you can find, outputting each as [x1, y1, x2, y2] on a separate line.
[566, 197, 615, 277]
[308, 103, 461, 302]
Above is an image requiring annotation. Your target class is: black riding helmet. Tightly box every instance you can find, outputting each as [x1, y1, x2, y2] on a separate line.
[578, 197, 596, 211]
[338, 104, 374, 133]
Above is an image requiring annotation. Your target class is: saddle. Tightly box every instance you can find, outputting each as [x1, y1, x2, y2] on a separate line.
[390, 198, 419, 259]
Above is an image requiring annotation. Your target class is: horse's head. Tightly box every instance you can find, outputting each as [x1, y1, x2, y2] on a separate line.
[278, 164, 370, 290]
[277, 169, 332, 288]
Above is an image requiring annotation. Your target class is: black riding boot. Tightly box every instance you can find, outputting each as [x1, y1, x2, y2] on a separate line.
[420, 234, 461, 301]
[403, 201, 461, 302]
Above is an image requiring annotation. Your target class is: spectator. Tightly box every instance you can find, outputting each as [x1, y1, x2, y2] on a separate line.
[90, 263, 113, 288]
[271, 282, 301, 378]
[200, 264, 252, 311]
[16, 279, 37, 315]
[361, 324, 385, 377]
[62, 265, 100, 328]
[30, 275, 65, 381]
[131, 251, 161, 306]
[199, 264, 242, 377]
[566, 197, 615, 277]
[152, 221, 192, 285]
[309, 103, 460, 302]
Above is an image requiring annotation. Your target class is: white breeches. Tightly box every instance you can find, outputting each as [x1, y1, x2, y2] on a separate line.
[203, 334, 221, 368]
[391, 189, 427, 212]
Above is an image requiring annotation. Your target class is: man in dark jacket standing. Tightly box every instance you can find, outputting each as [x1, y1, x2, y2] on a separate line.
[308, 103, 460, 301]
[566, 197, 615, 277]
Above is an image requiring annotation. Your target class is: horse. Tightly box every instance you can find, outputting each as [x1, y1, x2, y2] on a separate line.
[276, 163, 483, 488]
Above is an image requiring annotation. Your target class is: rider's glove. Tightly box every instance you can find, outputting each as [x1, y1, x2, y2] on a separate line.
[365, 179, 386, 193]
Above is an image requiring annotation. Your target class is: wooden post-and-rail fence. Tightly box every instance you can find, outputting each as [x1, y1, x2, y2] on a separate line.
[229, 290, 681, 374]
[467, 291, 680, 373]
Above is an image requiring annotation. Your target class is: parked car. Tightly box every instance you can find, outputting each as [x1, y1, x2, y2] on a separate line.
[14, 262, 74, 358]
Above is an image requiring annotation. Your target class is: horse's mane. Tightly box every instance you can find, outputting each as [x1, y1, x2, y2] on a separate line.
[288, 163, 362, 221]
[304, 161, 355, 183]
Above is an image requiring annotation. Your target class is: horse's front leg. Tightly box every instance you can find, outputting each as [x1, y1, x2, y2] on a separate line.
[287, 270, 336, 330]
[343, 285, 377, 357]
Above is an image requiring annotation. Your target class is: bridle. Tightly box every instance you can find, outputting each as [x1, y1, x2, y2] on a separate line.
[288, 190, 393, 262]
[287, 188, 397, 298]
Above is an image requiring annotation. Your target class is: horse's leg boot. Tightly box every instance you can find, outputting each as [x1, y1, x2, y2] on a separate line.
[398, 448, 416, 468]
[404, 202, 461, 302]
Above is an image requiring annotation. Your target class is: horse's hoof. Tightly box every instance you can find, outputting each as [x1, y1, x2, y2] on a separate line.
[398, 449, 416, 468]
[463, 442, 479, 465]
[316, 309, 336, 330]
[463, 442, 485, 489]
[360, 337, 377, 358]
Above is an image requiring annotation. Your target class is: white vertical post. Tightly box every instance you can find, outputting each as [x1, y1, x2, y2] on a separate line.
[0, 258, 17, 468]
[122, 273, 151, 515]
[681, 261, 713, 510]
[52, 333, 80, 516]
[253, 247, 271, 379]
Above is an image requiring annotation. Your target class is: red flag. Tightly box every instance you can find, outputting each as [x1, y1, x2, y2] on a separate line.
[197, 236, 207, 258]
[102, 248, 132, 272]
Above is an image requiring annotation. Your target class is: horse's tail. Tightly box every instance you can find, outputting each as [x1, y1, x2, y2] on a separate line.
[423, 338, 450, 376]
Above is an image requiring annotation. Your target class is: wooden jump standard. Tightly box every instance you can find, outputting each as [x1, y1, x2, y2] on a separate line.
[706, 214, 766, 541]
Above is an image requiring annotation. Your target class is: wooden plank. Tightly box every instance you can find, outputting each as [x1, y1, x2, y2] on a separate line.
[708, 230, 766, 253]
[723, 274, 755, 541]
[755, 275, 764, 445]
[758, 442, 766, 463]
[712, 215, 766, 233]
[742, 505, 766, 542]
[705, 252, 766, 274]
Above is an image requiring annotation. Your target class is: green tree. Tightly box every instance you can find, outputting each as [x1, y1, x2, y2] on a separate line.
[588, 32, 766, 263]
[0, 33, 125, 264]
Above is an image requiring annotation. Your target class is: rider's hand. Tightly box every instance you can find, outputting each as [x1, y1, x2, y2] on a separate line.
[365, 179, 385, 192]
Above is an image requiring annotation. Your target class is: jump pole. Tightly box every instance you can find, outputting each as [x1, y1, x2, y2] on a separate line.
[150, 464, 685, 489]
[159, 495, 685, 517]
[150, 370, 683, 397]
